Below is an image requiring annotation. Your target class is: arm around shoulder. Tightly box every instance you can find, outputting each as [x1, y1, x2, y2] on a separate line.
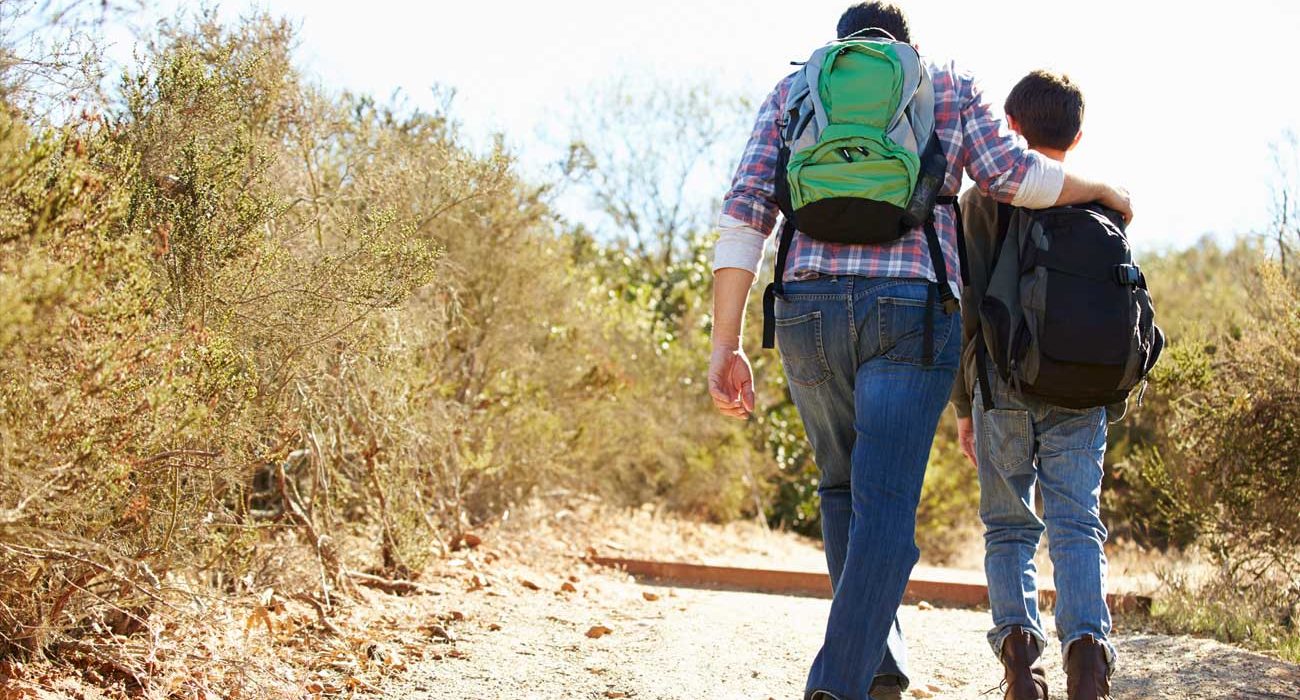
[1054, 171, 1134, 223]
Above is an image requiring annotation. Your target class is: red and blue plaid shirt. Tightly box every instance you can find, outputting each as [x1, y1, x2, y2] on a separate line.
[718, 60, 1056, 290]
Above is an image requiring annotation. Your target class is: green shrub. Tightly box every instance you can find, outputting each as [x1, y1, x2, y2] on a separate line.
[0, 11, 784, 662]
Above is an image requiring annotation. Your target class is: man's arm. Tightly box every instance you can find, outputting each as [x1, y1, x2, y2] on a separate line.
[707, 79, 789, 419]
[1055, 173, 1133, 223]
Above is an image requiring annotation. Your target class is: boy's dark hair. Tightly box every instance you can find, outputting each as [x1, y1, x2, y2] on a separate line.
[837, 2, 911, 43]
[1003, 70, 1085, 151]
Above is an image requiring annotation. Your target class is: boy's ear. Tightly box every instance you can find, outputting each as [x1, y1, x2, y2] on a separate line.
[1068, 129, 1083, 151]
[1006, 115, 1022, 138]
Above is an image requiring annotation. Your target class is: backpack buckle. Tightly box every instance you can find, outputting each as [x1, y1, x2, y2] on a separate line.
[1113, 264, 1141, 286]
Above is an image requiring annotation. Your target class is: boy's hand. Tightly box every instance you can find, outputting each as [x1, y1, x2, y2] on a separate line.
[957, 416, 977, 467]
[708, 345, 755, 420]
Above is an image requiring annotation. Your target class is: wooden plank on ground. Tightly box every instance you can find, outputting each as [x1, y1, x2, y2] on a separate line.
[589, 556, 1151, 614]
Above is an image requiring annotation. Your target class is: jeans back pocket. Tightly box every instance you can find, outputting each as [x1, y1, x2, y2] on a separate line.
[981, 408, 1034, 474]
[877, 294, 956, 366]
[775, 310, 833, 388]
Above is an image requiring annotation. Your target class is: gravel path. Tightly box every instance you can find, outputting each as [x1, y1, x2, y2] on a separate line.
[383, 571, 1300, 700]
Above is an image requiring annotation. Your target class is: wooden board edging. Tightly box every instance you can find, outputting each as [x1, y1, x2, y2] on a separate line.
[589, 556, 1151, 614]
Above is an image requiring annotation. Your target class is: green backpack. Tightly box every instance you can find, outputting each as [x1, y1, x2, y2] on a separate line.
[764, 29, 954, 360]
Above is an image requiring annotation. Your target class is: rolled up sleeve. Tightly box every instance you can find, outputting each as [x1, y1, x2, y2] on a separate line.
[713, 214, 767, 276]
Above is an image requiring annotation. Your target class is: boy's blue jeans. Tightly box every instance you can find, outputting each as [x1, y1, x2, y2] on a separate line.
[774, 276, 959, 700]
[972, 379, 1117, 668]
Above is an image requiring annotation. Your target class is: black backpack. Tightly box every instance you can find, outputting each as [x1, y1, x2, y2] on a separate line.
[973, 203, 1164, 410]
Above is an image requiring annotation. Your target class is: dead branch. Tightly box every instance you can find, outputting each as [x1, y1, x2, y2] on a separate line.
[291, 592, 343, 637]
[345, 570, 437, 596]
[275, 450, 351, 603]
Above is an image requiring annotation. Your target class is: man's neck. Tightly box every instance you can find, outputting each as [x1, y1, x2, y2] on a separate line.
[1031, 146, 1068, 163]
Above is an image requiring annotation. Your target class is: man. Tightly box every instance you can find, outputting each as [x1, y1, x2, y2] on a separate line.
[953, 70, 1116, 700]
[707, 4, 1132, 700]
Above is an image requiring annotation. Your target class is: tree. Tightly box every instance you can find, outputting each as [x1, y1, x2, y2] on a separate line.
[560, 78, 753, 271]
[1267, 130, 1300, 277]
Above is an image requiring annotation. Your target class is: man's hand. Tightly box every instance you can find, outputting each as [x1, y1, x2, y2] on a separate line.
[957, 416, 978, 468]
[708, 345, 755, 420]
[710, 267, 758, 420]
[1057, 172, 1134, 225]
[1098, 184, 1134, 225]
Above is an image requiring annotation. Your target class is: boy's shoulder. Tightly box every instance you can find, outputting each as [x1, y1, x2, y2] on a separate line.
[958, 187, 1000, 234]
[958, 186, 991, 209]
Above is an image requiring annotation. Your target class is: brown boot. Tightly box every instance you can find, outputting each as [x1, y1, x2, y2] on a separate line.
[1000, 626, 1049, 700]
[1066, 634, 1111, 700]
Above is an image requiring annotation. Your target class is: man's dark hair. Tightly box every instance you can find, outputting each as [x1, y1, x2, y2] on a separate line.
[837, 2, 911, 43]
[1003, 70, 1085, 151]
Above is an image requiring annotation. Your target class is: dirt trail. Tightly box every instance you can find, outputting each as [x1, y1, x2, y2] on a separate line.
[383, 571, 1300, 699]
[377, 507, 1300, 700]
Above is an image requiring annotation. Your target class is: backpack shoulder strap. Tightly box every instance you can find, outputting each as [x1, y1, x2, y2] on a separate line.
[761, 216, 797, 349]
[762, 143, 799, 350]
[994, 202, 1014, 262]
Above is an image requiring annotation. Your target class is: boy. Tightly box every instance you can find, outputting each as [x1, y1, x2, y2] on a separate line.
[951, 70, 1115, 700]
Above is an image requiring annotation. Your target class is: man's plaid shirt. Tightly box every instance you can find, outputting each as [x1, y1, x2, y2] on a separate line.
[715, 59, 1063, 292]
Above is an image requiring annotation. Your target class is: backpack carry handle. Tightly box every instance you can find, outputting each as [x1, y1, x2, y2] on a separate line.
[839, 26, 898, 42]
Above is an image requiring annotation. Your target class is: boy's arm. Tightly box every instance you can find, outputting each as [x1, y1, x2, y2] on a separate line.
[952, 191, 998, 468]
[950, 191, 998, 420]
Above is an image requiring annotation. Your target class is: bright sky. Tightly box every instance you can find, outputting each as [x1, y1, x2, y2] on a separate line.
[124, 0, 1300, 252]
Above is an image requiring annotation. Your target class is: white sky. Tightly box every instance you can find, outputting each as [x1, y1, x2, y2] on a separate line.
[123, 0, 1300, 252]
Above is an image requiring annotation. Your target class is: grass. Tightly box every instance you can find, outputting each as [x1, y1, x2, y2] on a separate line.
[1147, 571, 1300, 664]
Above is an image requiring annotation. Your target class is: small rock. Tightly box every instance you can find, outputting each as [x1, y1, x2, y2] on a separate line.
[642, 591, 660, 602]
[561, 582, 578, 593]
[521, 579, 541, 591]
[449, 532, 482, 551]
[916, 600, 934, 611]
[586, 625, 614, 639]
[909, 688, 933, 698]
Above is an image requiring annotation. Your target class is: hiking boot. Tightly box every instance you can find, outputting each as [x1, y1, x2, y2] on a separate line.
[868, 675, 903, 700]
[1000, 626, 1048, 700]
[1065, 634, 1111, 700]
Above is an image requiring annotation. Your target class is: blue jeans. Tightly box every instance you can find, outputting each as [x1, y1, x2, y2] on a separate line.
[774, 276, 959, 700]
[973, 379, 1117, 667]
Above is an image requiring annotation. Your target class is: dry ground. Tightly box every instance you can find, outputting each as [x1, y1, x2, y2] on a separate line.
[380, 503, 1300, 699]
[5, 502, 1298, 699]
